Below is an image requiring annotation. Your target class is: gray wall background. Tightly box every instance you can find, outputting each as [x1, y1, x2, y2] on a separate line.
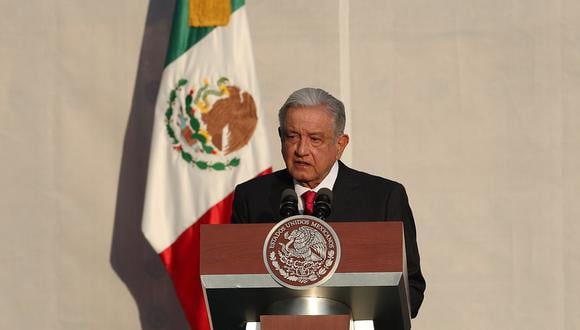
[1, 0, 579, 329]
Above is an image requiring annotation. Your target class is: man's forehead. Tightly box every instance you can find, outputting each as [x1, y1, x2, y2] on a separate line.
[284, 108, 334, 133]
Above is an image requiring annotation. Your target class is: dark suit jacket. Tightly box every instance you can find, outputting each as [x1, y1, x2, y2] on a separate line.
[232, 161, 426, 318]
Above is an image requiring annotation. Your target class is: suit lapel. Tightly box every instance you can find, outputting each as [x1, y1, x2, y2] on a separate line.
[329, 161, 360, 221]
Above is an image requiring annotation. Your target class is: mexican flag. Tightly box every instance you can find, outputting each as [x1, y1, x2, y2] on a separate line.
[141, 0, 271, 328]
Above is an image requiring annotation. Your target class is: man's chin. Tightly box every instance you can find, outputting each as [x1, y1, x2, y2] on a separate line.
[288, 170, 314, 185]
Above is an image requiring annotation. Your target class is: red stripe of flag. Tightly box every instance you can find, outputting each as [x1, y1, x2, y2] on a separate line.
[160, 167, 272, 329]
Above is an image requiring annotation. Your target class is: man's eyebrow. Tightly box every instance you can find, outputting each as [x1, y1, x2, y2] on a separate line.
[308, 132, 325, 137]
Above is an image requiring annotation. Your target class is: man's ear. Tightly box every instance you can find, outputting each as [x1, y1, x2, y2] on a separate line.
[336, 134, 350, 158]
[278, 127, 283, 140]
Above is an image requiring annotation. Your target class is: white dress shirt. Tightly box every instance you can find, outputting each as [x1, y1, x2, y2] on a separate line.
[294, 161, 339, 213]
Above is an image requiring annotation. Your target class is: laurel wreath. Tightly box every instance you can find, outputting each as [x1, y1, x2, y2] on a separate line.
[271, 250, 333, 284]
[165, 79, 240, 170]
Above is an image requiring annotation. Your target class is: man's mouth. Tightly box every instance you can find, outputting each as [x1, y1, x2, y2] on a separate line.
[294, 160, 311, 167]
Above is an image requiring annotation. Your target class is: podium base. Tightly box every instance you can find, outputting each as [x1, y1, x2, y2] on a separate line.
[267, 297, 351, 316]
[245, 320, 375, 330]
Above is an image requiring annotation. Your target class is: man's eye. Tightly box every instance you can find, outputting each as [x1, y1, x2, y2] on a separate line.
[310, 137, 322, 145]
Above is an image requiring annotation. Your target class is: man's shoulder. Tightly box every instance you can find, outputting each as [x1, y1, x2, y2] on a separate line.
[339, 163, 405, 192]
[235, 168, 291, 192]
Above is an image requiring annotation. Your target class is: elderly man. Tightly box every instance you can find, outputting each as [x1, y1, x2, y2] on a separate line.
[231, 87, 425, 319]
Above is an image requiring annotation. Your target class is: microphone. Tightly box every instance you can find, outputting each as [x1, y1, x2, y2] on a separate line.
[313, 188, 333, 220]
[279, 188, 299, 218]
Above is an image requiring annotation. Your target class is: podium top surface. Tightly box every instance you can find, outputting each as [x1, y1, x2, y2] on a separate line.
[200, 221, 404, 275]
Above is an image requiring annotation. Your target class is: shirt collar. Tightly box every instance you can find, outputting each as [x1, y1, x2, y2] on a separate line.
[294, 161, 339, 212]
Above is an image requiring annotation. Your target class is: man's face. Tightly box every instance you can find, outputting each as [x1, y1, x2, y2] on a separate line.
[280, 105, 349, 189]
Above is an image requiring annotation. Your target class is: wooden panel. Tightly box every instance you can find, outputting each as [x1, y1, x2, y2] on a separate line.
[200, 222, 404, 275]
[200, 223, 270, 275]
[260, 315, 351, 330]
[334, 222, 403, 273]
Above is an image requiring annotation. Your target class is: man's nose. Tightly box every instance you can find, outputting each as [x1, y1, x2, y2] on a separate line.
[295, 138, 310, 156]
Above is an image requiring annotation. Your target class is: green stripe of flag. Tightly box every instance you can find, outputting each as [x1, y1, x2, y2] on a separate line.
[165, 0, 245, 66]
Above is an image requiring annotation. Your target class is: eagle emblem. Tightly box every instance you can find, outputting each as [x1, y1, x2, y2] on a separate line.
[165, 77, 257, 170]
[263, 215, 341, 289]
[281, 226, 327, 263]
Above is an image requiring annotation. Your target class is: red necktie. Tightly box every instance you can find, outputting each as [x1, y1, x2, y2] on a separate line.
[301, 190, 316, 215]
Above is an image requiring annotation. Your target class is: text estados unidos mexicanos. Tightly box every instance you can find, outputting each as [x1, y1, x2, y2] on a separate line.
[268, 219, 334, 249]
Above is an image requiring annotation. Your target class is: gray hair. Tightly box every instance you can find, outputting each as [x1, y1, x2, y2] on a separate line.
[278, 87, 346, 136]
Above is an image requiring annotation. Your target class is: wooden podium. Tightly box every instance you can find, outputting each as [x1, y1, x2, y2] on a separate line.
[200, 222, 410, 330]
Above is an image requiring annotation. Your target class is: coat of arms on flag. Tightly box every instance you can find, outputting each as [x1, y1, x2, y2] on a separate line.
[165, 77, 258, 170]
